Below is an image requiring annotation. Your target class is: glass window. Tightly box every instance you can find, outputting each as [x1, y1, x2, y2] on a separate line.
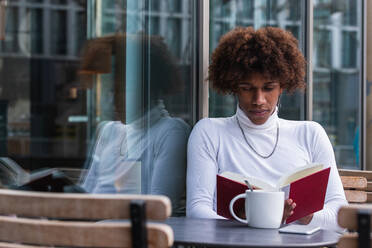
[209, 0, 306, 121]
[29, 8, 43, 54]
[50, 0, 65, 5]
[0, 0, 196, 216]
[81, 0, 195, 216]
[313, 0, 362, 169]
[50, 10, 67, 55]
[342, 31, 357, 68]
[1, 7, 19, 53]
[367, 2, 372, 171]
[314, 29, 332, 67]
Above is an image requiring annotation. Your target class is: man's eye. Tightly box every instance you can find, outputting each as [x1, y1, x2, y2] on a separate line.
[264, 87, 274, 91]
[240, 87, 251, 91]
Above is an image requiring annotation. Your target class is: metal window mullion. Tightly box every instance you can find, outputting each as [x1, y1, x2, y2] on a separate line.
[159, 1, 167, 39]
[42, 0, 50, 55]
[305, 0, 313, 121]
[66, 0, 76, 56]
[198, 0, 209, 120]
[18, 0, 27, 53]
[361, 0, 367, 170]
[180, 0, 188, 65]
[95, 0, 102, 37]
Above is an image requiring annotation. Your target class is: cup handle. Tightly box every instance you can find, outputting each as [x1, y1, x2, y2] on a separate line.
[229, 193, 248, 224]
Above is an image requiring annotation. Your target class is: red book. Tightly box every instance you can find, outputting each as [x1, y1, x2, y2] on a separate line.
[216, 164, 331, 224]
[217, 174, 248, 219]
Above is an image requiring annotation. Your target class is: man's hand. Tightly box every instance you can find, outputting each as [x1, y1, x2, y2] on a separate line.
[282, 199, 314, 225]
[297, 213, 314, 225]
[282, 198, 296, 223]
[236, 207, 246, 219]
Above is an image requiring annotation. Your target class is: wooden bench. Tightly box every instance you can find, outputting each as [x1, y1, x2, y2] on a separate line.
[339, 169, 372, 203]
[0, 189, 173, 247]
[338, 204, 372, 248]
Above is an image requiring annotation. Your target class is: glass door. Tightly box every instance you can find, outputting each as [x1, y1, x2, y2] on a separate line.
[313, 0, 363, 169]
[81, 0, 197, 215]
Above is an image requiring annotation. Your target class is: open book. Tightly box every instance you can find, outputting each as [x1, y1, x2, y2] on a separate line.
[216, 163, 331, 224]
[0, 157, 85, 193]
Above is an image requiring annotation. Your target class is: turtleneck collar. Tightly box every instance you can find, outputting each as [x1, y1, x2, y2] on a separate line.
[129, 99, 169, 130]
[235, 104, 279, 130]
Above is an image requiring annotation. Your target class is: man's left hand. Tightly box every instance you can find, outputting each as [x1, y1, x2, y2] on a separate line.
[297, 214, 314, 225]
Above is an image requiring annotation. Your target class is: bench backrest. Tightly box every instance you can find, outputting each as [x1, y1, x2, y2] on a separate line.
[0, 189, 173, 248]
[339, 169, 372, 203]
[338, 204, 372, 248]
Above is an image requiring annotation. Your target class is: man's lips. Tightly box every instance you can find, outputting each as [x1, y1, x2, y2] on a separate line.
[249, 109, 270, 116]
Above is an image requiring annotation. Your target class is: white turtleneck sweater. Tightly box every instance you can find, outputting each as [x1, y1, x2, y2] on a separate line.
[186, 106, 347, 231]
[81, 101, 191, 216]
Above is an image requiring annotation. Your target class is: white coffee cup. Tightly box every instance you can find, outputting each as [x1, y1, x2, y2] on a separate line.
[229, 190, 284, 228]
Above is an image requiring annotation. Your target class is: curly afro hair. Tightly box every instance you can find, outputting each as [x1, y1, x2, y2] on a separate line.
[208, 26, 306, 94]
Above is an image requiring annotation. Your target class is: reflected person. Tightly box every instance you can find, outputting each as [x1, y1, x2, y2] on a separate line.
[80, 33, 190, 216]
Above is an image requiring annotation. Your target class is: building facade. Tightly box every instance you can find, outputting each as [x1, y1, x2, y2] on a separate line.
[0, 0, 371, 199]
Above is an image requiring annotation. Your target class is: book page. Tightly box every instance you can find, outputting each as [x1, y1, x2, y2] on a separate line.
[0, 157, 29, 186]
[220, 171, 276, 191]
[27, 168, 57, 184]
[277, 163, 324, 188]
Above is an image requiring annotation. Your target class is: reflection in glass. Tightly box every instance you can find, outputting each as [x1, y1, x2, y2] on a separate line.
[79, 0, 195, 216]
[30, 9, 43, 54]
[0, 1, 87, 166]
[51, 10, 67, 55]
[80, 34, 191, 216]
[209, 0, 305, 121]
[2, 7, 19, 53]
[313, 0, 362, 168]
[0, 0, 195, 216]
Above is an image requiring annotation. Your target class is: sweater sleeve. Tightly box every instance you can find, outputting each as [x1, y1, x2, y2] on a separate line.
[186, 119, 224, 219]
[150, 120, 190, 216]
[307, 122, 348, 232]
[80, 121, 112, 192]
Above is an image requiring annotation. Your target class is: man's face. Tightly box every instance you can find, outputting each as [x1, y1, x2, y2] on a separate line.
[237, 72, 283, 125]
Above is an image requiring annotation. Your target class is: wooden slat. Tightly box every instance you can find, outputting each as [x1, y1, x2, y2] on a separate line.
[338, 233, 372, 248]
[338, 233, 359, 248]
[0, 216, 173, 248]
[341, 176, 367, 189]
[338, 204, 372, 229]
[367, 182, 372, 192]
[0, 242, 50, 248]
[339, 169, 372, 181]
[344, 190, 367, 203]
[367, 192, 372, 203]
[0, 189, 171, 220]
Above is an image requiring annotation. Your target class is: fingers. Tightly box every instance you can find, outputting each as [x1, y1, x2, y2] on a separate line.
[298, 213, 314, 225]
[237, 208, 246, 219]
[287, 199, 296, 215]
[282, 198, 296, 223]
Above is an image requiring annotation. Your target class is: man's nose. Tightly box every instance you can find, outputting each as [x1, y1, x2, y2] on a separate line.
[252, 90, 266, 105]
